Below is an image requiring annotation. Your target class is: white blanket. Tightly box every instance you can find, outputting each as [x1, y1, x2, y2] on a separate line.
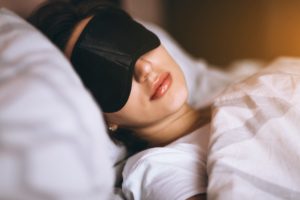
[207, 57, 300, 200]
[0, 9, 115, 200]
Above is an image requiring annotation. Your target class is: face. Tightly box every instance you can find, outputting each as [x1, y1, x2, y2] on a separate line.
[104, 44, 188, 130]
[65, 16, 188, 132]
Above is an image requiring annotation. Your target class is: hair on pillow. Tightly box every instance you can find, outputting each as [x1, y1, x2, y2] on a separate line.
[0, 8, 116, 200]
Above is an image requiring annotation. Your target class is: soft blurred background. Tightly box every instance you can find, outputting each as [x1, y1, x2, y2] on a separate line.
[3, 0, 300, 67]
[124, 0, 300, 67]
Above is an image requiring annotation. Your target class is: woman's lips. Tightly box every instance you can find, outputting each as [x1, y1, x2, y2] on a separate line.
[150, 72, 172, 100]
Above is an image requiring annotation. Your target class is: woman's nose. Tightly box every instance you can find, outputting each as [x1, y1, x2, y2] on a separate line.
[134, 58, 155, 83]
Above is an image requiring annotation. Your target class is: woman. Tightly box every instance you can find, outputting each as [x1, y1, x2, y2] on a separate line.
[29, 1, 210, 199]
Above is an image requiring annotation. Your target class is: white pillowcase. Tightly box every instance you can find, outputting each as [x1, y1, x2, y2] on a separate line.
[0, 8, 115, 200]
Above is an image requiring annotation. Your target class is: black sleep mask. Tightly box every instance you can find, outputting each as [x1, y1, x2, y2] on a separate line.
[71, 9, 160, 112]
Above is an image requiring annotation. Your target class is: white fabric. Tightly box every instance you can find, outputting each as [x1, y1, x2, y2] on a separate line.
[207, 57, 300, 200]
[0, 9, 114, 200]
[122, 124, 210, 200]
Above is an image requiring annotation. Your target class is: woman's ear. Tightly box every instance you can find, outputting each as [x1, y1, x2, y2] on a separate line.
[108, 123, 118, 132]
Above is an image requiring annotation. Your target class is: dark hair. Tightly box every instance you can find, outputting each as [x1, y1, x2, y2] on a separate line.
[28, 0, 121, 52]
[28, 0, 149, 153]
[112, 128, 150, 155]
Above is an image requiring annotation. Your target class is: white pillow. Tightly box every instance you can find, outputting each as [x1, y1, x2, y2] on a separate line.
[0, 8, 114, 200]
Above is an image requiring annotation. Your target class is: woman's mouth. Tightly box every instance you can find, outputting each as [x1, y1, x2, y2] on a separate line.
[150, 72, 172, 100]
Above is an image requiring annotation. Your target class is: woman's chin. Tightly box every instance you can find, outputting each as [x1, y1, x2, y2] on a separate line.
[163, 88, 188, 113]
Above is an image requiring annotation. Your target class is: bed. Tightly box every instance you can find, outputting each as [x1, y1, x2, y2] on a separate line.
[2, 7, 299, 200]
[208, 57, 300, 200]
[0, 8, 115, 200]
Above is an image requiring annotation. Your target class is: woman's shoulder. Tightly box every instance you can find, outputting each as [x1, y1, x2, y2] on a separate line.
[122, 131, 208, 200]
[123, 124, 210, 179]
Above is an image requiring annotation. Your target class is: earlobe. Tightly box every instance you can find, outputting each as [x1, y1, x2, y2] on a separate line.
[108, 123, 118, 132]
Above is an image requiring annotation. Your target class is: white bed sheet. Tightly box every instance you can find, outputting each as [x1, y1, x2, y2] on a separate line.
[208, 57, 300, 200]
[0, 8, 115, 200]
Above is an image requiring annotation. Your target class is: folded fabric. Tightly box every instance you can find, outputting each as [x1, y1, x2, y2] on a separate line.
[208, 57, 300, 200]
[0, 8, 115, 200]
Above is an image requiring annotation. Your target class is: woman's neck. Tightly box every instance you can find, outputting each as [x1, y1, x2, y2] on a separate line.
[133, 104, 211, 147]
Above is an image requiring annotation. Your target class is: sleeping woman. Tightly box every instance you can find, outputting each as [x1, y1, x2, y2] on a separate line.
[29, 1, 211, 199]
